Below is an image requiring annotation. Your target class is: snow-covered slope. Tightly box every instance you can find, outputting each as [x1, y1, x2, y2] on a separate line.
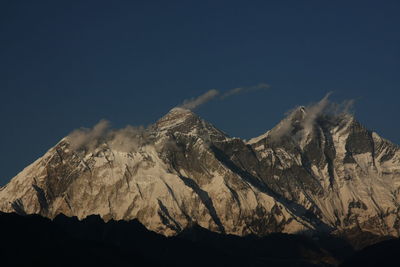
[0, 107, 399, 240]
[247, 109, 400, 237]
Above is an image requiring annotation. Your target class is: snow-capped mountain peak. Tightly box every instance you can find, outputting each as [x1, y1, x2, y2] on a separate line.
[155, 107, 228, 142]
[1, 107, 399, 243]
[155, 107, 196, 130]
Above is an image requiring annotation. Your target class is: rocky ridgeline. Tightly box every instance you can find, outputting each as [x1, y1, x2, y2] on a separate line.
[1, 106, 399, 245]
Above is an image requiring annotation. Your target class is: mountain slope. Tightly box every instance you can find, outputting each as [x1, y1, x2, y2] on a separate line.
[0, 108, 308, 236]
[0, 107, 399, 242]
[247, 108, 400, 238]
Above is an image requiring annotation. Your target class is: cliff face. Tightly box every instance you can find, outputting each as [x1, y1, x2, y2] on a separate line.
[1, 107, 399, 240]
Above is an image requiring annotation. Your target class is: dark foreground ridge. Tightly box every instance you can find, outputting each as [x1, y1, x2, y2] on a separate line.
[2, 212, 394, 267]
[340, 238, 400, 267]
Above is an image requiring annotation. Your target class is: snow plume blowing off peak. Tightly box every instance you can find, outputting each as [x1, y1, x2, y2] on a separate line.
[220, 83, 270, 99]
[67, 119, 110, 151]
[67, 121, 152, 153]
[67, 83, 271, 151]
[179, 89, 219, 110]
[178, 83, 270, 110]
[269, 92, 354, 142]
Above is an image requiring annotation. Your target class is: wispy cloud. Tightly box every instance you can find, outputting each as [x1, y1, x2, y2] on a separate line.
[178, 83, 270, 110]
[302, 92, 332, 134]
[67, 119, 110, 151]
[67, 120, 153, 152]
[179, 89, 219, 110]
[220, 83, 270, 99]
[269, 92, 354, 142]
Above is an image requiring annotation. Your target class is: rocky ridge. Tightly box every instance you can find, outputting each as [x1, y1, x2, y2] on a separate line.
[1, 106, 399, 241]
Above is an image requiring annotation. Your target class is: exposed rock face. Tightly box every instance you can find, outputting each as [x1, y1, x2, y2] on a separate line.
[1, 107, 399, 240]
[247, 109, 400, 238]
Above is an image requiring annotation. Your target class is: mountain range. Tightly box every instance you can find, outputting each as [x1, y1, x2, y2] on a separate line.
[1, 104, 399, 247]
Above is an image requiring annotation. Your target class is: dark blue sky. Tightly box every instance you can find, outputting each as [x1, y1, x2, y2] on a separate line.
[1, 1, 399, 184]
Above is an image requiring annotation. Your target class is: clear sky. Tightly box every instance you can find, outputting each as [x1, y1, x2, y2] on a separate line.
[1, 0, 399, 185]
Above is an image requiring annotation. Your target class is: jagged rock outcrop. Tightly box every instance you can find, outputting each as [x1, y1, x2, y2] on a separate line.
[1, 107, 399, 240]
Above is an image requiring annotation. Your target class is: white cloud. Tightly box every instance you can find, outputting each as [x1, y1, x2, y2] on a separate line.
[220, 83, 270, 99]
[67, 120, 153, 152]
[269, 92, 354, 142]
[179, 89, 219, 110]
[302, 92, 332, 135]
[67, 120, 110, 151]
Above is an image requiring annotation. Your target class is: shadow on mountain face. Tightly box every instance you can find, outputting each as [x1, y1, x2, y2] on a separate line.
[0, 212, 356, 267]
